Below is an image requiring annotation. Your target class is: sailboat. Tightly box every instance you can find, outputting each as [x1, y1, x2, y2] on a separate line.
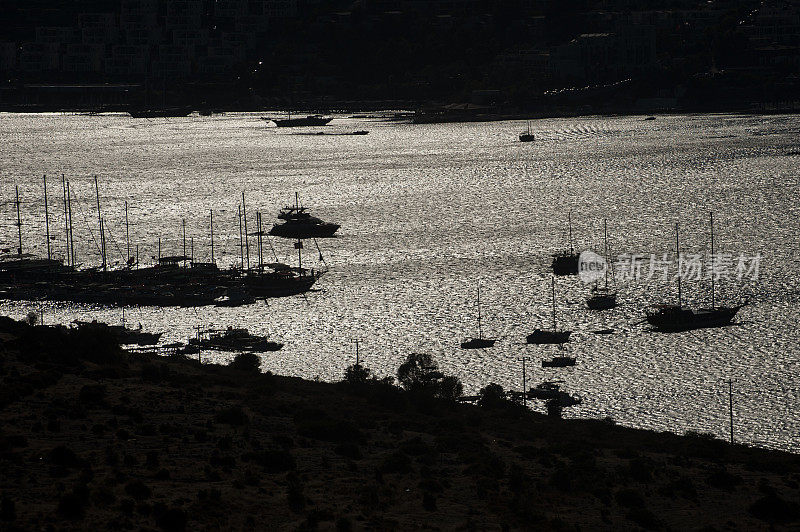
[552, 212, 579, 275]
[460, 284, 496, 349]
[586, 219, 617, 310]
[526, 276, 572, 344]
[519, 121, 535, 142]
[646, 215, 746, 332]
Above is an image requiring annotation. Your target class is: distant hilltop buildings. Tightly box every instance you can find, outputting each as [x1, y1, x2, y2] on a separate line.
[0, 0, 798, 111]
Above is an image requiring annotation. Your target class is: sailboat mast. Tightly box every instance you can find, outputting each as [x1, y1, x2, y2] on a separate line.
[296, 239, 303, 276]
[551, 276, 557, 330]
[710, 212, 715, 309]
[242, 192, 250, 270]
[62, 175, 69, 266]
[237, 204, 244, 269]
[66, 180, 75, 266]
[182, 218, 187, 268]
[257, 211, 264, 270]
[210, 209, 215, 265]
[603, 219, 609, 289]
[675, 222, 682, 307]
[125, 201, 130, 265]
[568, 211, 574, 254]
[43, 175, 51, 260]
[94, 176, 106, 271]
[14, 185, 22, 256]
[477, 285, 482, 339]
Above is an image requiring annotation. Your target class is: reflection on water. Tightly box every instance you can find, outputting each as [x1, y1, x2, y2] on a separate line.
[1, 112, 799, 452]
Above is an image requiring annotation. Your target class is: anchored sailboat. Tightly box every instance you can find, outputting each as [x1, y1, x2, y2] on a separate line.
[586, 219, 617, 310]
[646, 216, 746, 332]
[519, 121, 535, 142]
[527, 276, 572, 345]
[552, 212, 579, 275]
[460, 284, 496, 349]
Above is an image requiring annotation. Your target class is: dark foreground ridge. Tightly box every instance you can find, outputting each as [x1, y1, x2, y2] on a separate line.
[1, 316, 798, 530]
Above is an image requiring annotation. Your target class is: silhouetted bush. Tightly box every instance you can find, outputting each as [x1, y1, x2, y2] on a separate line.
[214, 406, 249, 426]
[287, 473, 305, 513]
[228, 352, 261, 373]
[380, 450, 413, 475]
[627, 507, 659, 529]
[47, 445, 84, 468]
[296, 418, 363, 443]
[344, 363, 371, 385]
[334, 443, 362, 460]
[396, 353, 463, 401]
[749, 493, 800, 523]
[615, 488, 645, 508]
[124, 480, 151, 501]
[707, 467, 742, 490]
[242, 450, 296, 473]
[156, 507, 187, 532]
[0, 494, 15, 521]
[477, 383, 507, 408]
[78, 384, 106, 404]
[422, 492, 437, 511]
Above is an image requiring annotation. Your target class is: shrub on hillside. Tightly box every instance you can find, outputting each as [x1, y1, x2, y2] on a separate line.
[396, 353, 463, 401]
[228, 352, 261, 373]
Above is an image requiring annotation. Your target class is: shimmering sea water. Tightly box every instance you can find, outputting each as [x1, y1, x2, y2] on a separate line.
[1, 111, 799, 451]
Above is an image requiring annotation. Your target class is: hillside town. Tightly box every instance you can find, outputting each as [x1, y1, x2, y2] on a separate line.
[1, 0, 799, 113]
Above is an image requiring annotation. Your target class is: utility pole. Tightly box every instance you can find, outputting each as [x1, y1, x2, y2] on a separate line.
[242, 192, 250, 270]
[210, 209, 215, 265]
[182, 218, 186, 268]
[354, 339, 360, 366]
[517, 356, 531, 406]
[94, 176, 106, 271]
[125, 201, 130, 266]
[43, 175, 51, 260]
[728, 379, 734, 445]
[66, 181, 75, 266]
[14, 185, 22, 255]
[62, 175, 69, 266]
[238, 204, 244, 269]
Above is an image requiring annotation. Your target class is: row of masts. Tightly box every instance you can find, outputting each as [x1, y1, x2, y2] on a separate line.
[9, 177, 308, 273]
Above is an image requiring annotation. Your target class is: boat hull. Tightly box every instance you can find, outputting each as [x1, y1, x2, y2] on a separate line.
[552, 253, 579, 275]
[646, 305, 743, 332]
[269, 222, 340, 239]
[526, 329, 571, 344]
[272, 117, 332, 127]
[128, 107, 193, 118]
[587, 292, 617, 310]
[541, 356, 576, 368]
[460, 338, 496, 349]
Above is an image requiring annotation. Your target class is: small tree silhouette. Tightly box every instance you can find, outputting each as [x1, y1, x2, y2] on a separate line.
[397, 353, 463, 401]
[228, 352, 261, 373]
[344, 363, 371, 385]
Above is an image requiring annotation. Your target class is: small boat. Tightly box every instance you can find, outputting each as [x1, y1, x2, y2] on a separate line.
[644, 116, 656, 121]
[552, 212, 579, 275]
[519, 120, 535, 142]
[269, 193, 340, 239]
[128, 106, 193, 118]
[646, 215, 746, 332]
[190, 326, 283, 352]
[586, 219, 617, 310]
[541, 355, 576, 368]
[526, 277, 572, 344]
[527, 381, 563, 400]
[460, 284, 496, 349]
[73, 319, 162, 346]
[268, 113, 332, 127]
